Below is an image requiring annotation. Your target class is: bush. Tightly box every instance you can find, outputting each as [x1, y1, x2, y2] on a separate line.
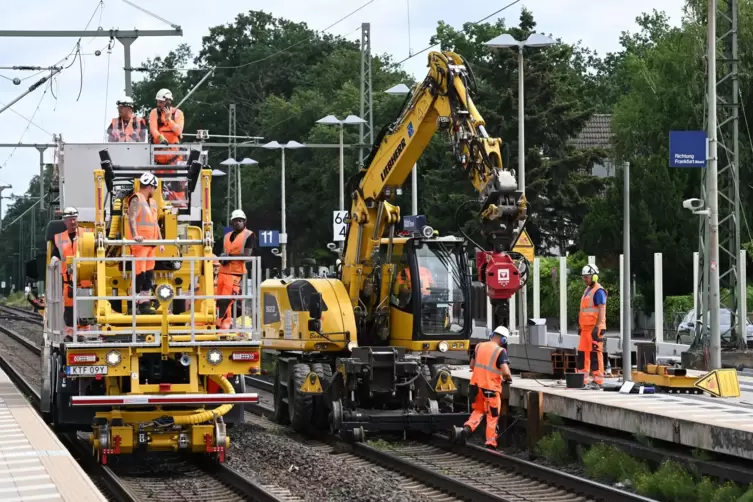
[634, 460, 697, 501]
[582, 443, 649, 484]
[535, 432, 570, 465]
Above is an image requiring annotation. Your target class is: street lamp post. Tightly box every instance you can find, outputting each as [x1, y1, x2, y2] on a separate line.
[316, 114, 366, 211]
[220, 157, 258, 212]
[485, 32, 555, 341]
[261, 141, 305, 271]
[385, 83, 418, 214]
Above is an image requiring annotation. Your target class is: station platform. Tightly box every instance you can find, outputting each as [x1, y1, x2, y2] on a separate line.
[0, 368, 106, 502]
[450, 367, 753, 461]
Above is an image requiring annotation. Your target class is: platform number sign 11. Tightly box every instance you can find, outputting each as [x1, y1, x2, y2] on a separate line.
[333, 211, 348, 242]
[259, 230, 280, 248]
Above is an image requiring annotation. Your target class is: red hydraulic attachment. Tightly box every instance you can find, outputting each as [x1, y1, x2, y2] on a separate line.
[476, 251, 522, 300]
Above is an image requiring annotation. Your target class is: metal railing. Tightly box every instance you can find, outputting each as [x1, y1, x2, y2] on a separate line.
[61, 252, 261, 346]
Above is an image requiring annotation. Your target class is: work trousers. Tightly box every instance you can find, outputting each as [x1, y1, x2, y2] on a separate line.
[132, 245, 156, 275]
[464, 388, 501, 447]
[577, 326, 604, 385]
[216, 272, 242, 329]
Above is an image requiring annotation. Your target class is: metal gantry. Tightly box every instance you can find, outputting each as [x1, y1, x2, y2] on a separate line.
[359, 22, 374, 166]
[696, 0, 745, 354]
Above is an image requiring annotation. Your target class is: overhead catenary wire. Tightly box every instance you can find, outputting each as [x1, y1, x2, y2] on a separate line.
[1, 79, 52, 169]
[102, 40, 114, 142]
[391, 0, 522, 67]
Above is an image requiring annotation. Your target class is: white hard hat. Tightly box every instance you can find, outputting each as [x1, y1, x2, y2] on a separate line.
[139, 172, 158, 188]
[582, 264, 599, 276]
[61, 207, 79, 218]
[231, 209, 246, 221]
[155, 88, 173, 101]
[116, 96, 134, 107]
[492, 325, 510, 339]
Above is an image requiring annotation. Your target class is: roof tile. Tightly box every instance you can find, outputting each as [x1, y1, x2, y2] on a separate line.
[570, 114, 613, 150]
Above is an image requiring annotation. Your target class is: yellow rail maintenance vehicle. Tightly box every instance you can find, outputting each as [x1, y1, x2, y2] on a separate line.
[36, 142, 262, 464]
[262, 51, 529, 441]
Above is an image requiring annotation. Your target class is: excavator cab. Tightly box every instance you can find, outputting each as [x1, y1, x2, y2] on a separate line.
[384, 234, 471, 352]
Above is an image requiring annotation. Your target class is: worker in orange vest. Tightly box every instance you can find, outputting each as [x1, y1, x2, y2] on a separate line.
[454, 325, 513, 449]
[50, 207, 93, 336]
[107, 96, 147, 142]
[577, 264, 607, 389]
[164, 180, 188, 209]
[149, 88, 185, 165]
[216, 210, 255, 329]
[125, 173, 165, 315]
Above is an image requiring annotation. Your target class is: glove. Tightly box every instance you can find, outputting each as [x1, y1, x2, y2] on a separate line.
[161, 139, 169, 145]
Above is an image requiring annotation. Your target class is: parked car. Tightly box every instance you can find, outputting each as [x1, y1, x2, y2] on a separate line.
[675, 308, 753, 346]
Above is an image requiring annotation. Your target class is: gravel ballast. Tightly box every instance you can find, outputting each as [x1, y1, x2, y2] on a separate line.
[228, 419, 436, 502]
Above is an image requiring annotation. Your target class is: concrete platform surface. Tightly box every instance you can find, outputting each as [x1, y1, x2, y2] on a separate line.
[0, 368, 107, 502]
[450, 368, 753, 461]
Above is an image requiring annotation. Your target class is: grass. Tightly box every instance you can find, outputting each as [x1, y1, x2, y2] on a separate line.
[535, 433, 753, 501]
[3, 292, 27, 307]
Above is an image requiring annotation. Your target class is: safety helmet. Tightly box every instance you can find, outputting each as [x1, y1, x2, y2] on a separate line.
[116, 96, 134, 108]
[61, 207, 79, 219]
[230, 209, 246, 221]
[581, 264, 599, 276]
[139, 172, 158, 188]
[492, 325, 510, 342]
[155, 88, 173, 101]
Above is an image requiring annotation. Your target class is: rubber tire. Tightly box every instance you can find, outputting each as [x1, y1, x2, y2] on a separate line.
[310, 362, 333, 432]
[429, 363, 455, 413]
[273, 366, 290, 425]
[288, 363, 314, 433]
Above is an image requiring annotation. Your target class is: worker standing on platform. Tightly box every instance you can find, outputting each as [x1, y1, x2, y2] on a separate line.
[50, 207, 92, 336]
[149, 88, 185, 165]
[107, 97, 147, 142]
[126, 173, 165, 315]
[577, 264, 607, 389]
[454, 325, 513, 450]
[216, 210, 255, 329]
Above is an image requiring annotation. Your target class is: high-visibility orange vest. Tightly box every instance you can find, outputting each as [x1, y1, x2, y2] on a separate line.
[220, 229, 253, 276]
[148, 107, 184, 144]
[54, 229, 93, 288]
[109, 116, 146, 142]
[470, 341, 505, 391]
[397, 266, 432, 295]
[579, 283, 607, 330]
[124, 192, 159, 240]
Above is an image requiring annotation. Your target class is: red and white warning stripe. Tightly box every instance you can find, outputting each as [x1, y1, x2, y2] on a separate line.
[70, 393, 259, 406]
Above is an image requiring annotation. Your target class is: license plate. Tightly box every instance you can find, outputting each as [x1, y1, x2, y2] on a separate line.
[65, 365, 108, 376]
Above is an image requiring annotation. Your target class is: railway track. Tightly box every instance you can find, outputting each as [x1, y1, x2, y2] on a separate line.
[0, 318, 289, 502]
[245, 378, 654, 502]
[0, 304, 43, 325]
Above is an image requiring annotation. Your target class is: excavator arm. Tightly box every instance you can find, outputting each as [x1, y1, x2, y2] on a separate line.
[341, 50, 527, 323]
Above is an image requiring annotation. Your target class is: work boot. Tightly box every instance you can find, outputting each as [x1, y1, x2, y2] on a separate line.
[137, 302, 156, 315]
[485, 443, 498, 451]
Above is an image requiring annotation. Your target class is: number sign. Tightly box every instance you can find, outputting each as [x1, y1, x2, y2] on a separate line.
[333, 211, 348, 242]
[259, 230, 280, 248]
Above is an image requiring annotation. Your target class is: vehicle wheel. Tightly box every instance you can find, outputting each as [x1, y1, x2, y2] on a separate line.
[429, 364, 455, 413]
[288, 363, 313, 433]
[273, 367, 289, 425]
[310, 362, 333, 432]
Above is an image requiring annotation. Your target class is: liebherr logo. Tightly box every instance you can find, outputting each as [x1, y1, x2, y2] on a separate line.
[380, 138, 407, 182]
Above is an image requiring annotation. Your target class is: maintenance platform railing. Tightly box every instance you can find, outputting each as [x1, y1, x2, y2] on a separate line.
[45, 250, 261, 347]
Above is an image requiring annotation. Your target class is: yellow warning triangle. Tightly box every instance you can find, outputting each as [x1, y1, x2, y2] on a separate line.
[516, 230, 533, 248]
[694, 371, 721, 397]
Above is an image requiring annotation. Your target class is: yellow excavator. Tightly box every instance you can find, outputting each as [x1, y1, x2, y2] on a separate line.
[260, 50, 528, 440]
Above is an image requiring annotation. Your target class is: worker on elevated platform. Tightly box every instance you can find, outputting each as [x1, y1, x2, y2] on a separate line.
[216, 210, 255, 330]
[148, 88, 185, 165]
[50, 207, 92, 337]
[455, 325, 513, 450]
[107, 97, 147, 143]
[126, 173, 165, 315]
[577, 264, 607, 390]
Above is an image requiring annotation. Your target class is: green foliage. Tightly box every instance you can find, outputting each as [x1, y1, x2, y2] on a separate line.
[634, 460, 697, 501]
[665, 295, 693, 316]
[581, 443, 649, 484]
[534, 432, 571, 465]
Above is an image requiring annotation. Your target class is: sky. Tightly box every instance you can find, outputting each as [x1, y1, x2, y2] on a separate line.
[0, 0, 686, 218]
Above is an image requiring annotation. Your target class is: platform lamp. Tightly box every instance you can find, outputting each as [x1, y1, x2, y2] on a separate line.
[315, 114, 366, 212]
[384, 83, 417, 214]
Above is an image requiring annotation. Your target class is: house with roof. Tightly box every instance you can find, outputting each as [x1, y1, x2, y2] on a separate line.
[569, 113, 616, 178]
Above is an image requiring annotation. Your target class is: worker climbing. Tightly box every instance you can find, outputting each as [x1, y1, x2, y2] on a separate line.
[453, 325, 513, 450]
[126, 173, 165, 314]
[149, 88, 185, 165]
[50, 207, 92, 339]
[216, 209, 255, 330]
[107, 97, 147, 143]
[577, 264, 607, 390]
